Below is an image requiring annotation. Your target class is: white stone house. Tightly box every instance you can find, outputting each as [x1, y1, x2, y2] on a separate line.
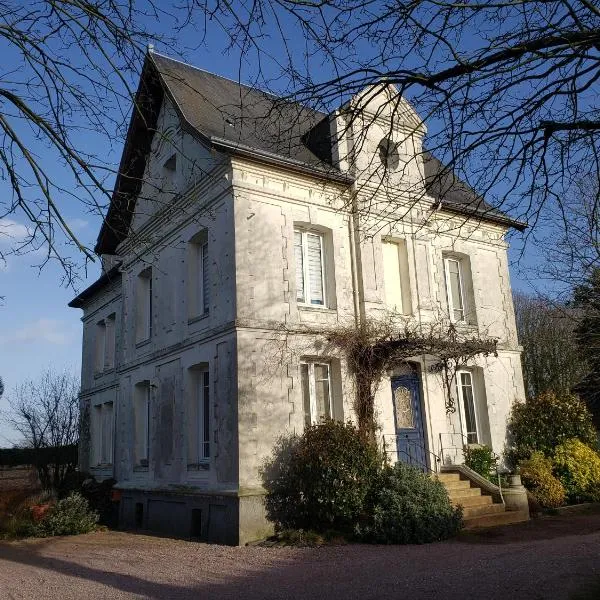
[69, 50, 526, 545]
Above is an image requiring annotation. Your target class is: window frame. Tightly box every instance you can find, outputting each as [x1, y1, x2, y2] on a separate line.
[456, 369, 479, 445]
[294, 228, 327, 308]
[134, 382, 151, 469]
[443, 257, 466, 323]
[188, 367, 210, 470]
[188, 232, 210, 320]
[94, 320, 107, 374]
[91, 401, 114, 467]
[136, 268, 153, 343]
[104, 313, 116, 370]
[300, 361, 333, 426]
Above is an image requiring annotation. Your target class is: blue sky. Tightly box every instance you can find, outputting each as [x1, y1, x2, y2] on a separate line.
[0, 7, 543, 445]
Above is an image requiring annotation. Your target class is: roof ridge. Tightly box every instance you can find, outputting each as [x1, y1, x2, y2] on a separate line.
[149, 51, 328, 118]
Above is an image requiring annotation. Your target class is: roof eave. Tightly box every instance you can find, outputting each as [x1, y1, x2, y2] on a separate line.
[210, 136, 353, 185]
[68, 264, 121, 309]
[435, 201, 528, 232]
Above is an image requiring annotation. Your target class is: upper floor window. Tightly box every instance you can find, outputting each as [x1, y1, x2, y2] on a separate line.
[188, 231, 209, 319]
[456, 370, 478, 445]
[444, 257, 466, 322]
[187, 366, 210, 469]
[134, 381, 151, 468]
[136, 268, 152, 343]
[295, 229, 326, 307]
[91, 401, 114, 466]
[300, 361, 332, 427]
[382, 239, 412, 315]
[94, 313, 116, 374]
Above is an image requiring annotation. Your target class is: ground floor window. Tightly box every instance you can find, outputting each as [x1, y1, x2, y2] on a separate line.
[300, 361, 332, 427]
[134, 382, 151, 468]
[91, 401, 114, 466]
[456, 370, 478, 444]
[187, 367, 210, 469]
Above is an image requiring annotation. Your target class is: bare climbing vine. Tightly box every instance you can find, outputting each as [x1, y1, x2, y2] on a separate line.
[325, 316, 497, 440]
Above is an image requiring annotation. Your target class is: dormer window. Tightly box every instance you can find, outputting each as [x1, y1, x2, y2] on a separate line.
[378, 137, 400, 171]
[163, 154, 177, 171]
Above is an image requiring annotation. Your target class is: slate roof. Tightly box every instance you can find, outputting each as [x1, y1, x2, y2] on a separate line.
[94, 52, 525, 255]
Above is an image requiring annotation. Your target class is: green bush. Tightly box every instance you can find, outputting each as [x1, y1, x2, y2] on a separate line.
[357, 462, 463, 544]
[519, 452, 566, 508]
[506, 391, 597, 467]
[553, 439, 600, 503]
[464, 445, 497, 482]
[261, 420, 381, 534]
[37, 492, 99, 537]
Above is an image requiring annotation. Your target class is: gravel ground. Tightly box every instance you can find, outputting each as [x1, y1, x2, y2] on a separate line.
[1, 513, 600, 600]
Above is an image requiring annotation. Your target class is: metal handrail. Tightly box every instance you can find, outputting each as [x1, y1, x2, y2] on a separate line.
[439, 431, 506, 496]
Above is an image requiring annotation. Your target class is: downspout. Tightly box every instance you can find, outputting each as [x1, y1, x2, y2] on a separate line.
[411, 200, 438, 469]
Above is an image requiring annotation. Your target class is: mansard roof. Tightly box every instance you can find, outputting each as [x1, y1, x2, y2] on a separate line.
[95, 52, 525, 255]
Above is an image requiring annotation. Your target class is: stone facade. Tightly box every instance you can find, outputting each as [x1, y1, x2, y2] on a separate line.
[70, 52, 525, 545]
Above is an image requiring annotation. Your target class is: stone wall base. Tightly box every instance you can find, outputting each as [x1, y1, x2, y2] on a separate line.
[117, 487, 273, 546]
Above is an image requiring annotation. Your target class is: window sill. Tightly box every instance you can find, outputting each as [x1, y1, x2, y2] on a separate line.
[133, 466, 149, 473]
[298, 305, 336, 314]
[91, 464, 113, 470]
[188, 312, 209, 325]
[187, 462, 210, 472]
[94, 367, 115, 379]
[135, 338, 151, 349]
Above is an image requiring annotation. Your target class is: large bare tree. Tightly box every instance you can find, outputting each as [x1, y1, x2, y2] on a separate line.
[6, 369, 80, 491]
[4, 1, 600, 277]
[513, 291, 586, 399]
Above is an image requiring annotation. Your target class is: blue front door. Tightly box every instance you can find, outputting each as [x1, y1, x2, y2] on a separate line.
[391, 373, 427, 470]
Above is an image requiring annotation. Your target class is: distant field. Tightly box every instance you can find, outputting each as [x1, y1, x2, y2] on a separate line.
[0, 466, 38, 492]
[0, 467, 40, 519]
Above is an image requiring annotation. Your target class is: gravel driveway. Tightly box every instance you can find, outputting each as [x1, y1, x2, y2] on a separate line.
[1, 512, 600, 600]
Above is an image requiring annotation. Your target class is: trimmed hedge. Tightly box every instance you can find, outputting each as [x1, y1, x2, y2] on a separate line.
[357, 462, 463, 544]
[553, 439, 600, 503]
[506, 391, 597, 467]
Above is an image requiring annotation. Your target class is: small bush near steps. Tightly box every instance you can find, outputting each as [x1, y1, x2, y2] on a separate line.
[357, 462, 463, 544]
[519, 452, 566, 509]
[261, 420, 462, 545]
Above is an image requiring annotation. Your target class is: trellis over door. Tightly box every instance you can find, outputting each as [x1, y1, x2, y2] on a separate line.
[391, 373, 427, 471]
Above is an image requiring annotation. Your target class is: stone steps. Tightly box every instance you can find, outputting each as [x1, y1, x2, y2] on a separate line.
[462, 502, 506, 519]
[436, 471, 528, 530]
[463, 509, 530, 530]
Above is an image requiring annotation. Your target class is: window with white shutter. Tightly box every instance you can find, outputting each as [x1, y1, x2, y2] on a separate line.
[294, 229, 326, 307]
[300, 361, 332, 426]
[444, 257, 465, 322]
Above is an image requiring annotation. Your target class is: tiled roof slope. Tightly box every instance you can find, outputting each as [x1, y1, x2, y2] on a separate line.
[153, 53, 525, 230]
[95, 52, 525, 254]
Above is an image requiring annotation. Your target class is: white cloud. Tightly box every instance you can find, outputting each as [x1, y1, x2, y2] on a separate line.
[0, 318, 72, 346]
[67, 218, 89, 232]
[0, 218, 31, 247]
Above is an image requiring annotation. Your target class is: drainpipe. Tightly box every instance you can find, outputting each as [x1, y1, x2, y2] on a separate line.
[410, 199, 438, 469]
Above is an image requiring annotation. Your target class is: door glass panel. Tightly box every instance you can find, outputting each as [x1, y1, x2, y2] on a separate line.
[394, 386, 415, 429]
